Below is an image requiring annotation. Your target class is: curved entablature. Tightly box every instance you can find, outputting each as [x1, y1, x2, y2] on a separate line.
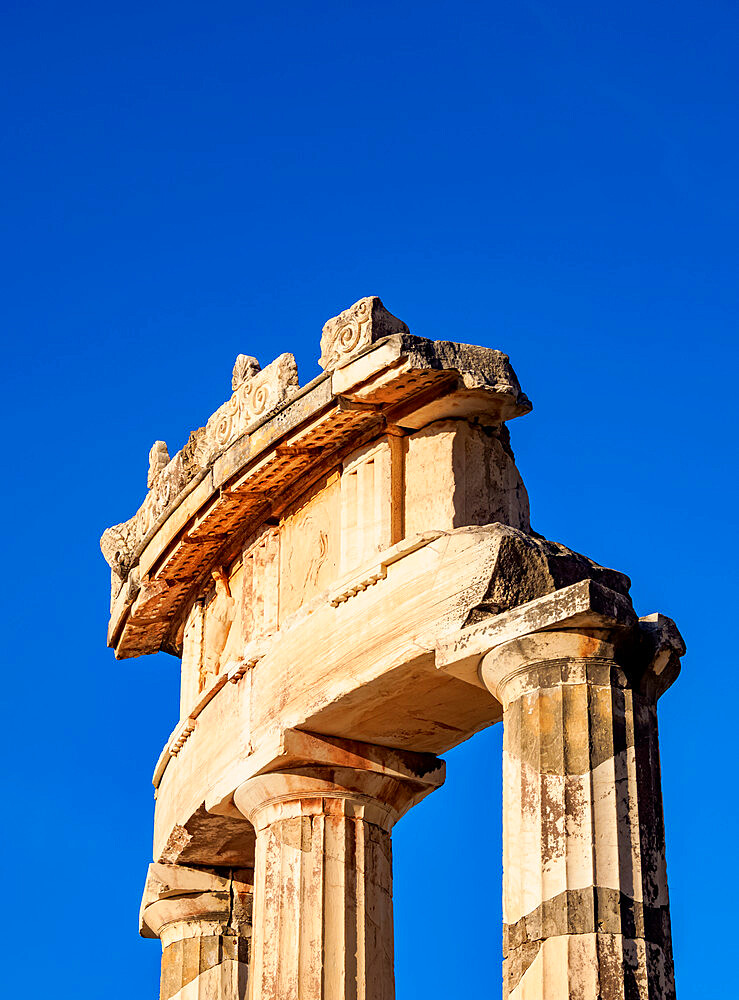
[101, 296, 532, 660]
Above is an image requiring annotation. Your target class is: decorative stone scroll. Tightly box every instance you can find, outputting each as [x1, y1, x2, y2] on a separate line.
[318, 296, 409, 371]
[202, 352, 299, 464]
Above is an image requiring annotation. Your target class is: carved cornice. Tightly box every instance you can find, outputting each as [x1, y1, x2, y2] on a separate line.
[101, 298, 532, 660]
[100, 354, 299, 591]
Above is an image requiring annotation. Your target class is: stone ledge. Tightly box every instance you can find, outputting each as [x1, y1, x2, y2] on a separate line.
[327, 530, 443, 606]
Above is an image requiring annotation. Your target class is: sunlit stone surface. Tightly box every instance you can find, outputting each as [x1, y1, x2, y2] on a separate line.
[103, 296, 683, 999]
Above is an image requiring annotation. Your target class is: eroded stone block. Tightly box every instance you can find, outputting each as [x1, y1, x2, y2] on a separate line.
[404, 419, 530, 535]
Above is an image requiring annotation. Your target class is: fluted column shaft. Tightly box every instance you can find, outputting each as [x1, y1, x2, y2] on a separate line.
[159, 920, 250, 1000]
[249, 790, 392, 1000]
[234, 738, 444, 1000]
[140, 863, 253, 1000]
[481, 623, 682, 1000]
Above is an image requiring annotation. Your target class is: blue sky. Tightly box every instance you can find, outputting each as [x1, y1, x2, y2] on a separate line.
[1, 1, 737, 996]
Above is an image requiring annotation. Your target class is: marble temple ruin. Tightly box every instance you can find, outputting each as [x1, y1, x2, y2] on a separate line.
[101, 296, 684, 999]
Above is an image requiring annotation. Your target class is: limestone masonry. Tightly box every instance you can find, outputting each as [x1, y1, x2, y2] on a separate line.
[102, 296, 684, 999]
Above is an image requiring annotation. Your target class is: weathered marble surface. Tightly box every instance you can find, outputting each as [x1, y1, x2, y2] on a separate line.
[140, 863, 252, 1000]
[475, 591, 683, 999]
[101, 296, 684, 1000]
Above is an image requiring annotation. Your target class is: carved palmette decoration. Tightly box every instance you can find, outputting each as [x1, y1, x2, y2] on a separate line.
[181, 426, 210, 474]
[318, 296, 409, 371]
[204, 352, 299, 459]
[147, 440, 170, 488]
[232, 354, 261, 390]
[100, 519, 141, 609]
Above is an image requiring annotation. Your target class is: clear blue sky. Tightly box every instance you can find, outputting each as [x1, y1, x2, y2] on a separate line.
[2, 1, 736, 996]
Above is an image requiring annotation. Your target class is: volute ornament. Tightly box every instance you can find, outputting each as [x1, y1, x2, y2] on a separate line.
[318, 295, 409, 371]
[203, 352, 299, 459]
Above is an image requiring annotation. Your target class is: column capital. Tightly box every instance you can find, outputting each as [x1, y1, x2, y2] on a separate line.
[140, 862, 253, 944]
[481, 614, 684, 706]
[436, 578, 684, 703]
[233, 731, 444, 833]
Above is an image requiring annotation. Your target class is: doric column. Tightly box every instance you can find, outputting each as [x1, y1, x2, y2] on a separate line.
[233, 735, 444, 1000]
[480, 609, 684, 1000]
[140, 863, 253, 1000]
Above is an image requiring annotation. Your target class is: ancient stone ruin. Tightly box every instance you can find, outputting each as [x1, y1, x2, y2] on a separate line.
[102, 296, 684, 999]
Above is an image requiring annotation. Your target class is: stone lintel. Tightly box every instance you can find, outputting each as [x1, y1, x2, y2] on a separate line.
[436, 578, 638, 689]
[155, 804, 256, 870]
[257, 728, 445, 785]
